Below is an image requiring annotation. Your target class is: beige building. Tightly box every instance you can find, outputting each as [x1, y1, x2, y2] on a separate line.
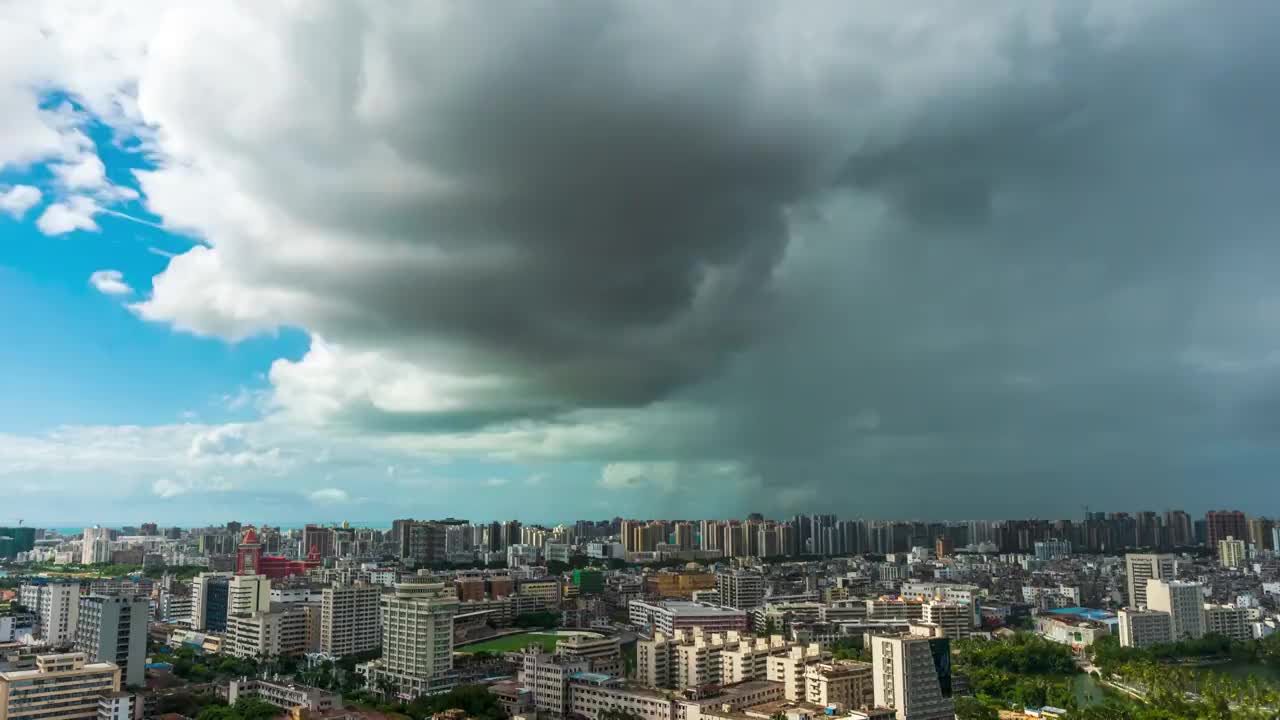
[636, 629, 821, 693]
[556, 635, 623, 677]
[1117, 608, 1172, 648]
[870, 634, 954, 720]
[1144, 580, 1204, 641]
[321, 583, 382, 657]
[804, 661, 874, 709]
[228, 678, 342, 714]
[1124, 554, 1175, 608]
[224, 604, 311, 659]
[1218, 537, 1247, 569]
[766, 645, 827, 700]
[362, 580, 457, 700]
[866, 599, 925, 622]
[0, 653, 119, 720]
[920, 602, 971, 640]
[229, 575, 272, 617]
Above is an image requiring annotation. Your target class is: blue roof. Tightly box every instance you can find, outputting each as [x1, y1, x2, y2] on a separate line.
[1047, 607, 1114, 621]
[570, 672, 614, 683]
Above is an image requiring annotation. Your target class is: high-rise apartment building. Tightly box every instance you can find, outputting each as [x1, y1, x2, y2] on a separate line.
[1163, 511, 1193, 547]
[302, 525, 334, 559]
[870, 634, 954, 720]
[0, 653, 120, 720]
[21, 583, 81, 646]
[1248, 517, 1274, 551]
[362, 580, 458, 700]
[1144, 580, 1204, 641]
[190, 572, 232, 632]
[320, 583, 382, 657]
[396, 521, 447, 566]
[1205, 511, 1249, 550]
[74, 596, 147, 687]
[1124, 553, 1175, 608]
[716, 572, 765, 610]
[0, 527, 35, 560]
[674, 523, 694, 550]
[1218, 537, 1247, 569]
[80, 528, 112, 565]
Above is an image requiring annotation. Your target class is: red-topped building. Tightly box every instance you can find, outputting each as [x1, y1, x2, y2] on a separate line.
[236, 528, 321, 578]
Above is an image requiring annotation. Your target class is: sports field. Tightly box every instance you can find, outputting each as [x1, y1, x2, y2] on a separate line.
[457, 632, 560, 654]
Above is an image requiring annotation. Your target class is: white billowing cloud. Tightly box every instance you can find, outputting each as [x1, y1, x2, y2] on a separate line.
[308, 487, 350, 504]
[0, 185, 42, 219]
[152, 475, 233, 498]
[599, 461, 753, 495]
[267, 337, 554, 430]
[36, 196, 99, 235]
[88, 269, 132, 296]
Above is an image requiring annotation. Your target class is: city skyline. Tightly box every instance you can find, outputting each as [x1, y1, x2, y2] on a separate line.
[6, 5, 1280, 523]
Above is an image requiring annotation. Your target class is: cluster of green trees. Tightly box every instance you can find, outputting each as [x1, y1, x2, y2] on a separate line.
[829, 638, 869, 662]
[168, 646, 260, 682]
[344, 684, 505, 720]
[952, 633, 1280, 720]
[292, 656, 370, 695]
[195, 698, 280, 720]
[1099, 660, 1279, 720]
[952, 635, 1081, 717]
[156, 691, 226, 718]
[1092, 633, 1280, 676]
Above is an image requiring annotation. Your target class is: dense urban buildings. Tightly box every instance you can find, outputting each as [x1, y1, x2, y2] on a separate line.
[3, 505, 1280, 718]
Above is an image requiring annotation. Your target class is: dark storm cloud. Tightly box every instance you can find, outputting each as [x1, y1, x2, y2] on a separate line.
[136, 1, 1280, 513]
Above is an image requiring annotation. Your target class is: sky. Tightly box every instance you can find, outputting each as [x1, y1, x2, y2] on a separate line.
[3, 1, 1280, 527]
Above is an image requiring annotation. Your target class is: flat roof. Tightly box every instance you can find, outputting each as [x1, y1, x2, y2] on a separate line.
[1046, 607, 1114, 621]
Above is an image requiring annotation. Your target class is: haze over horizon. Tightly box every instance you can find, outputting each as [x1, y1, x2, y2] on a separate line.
[5, 2, 1280, 525]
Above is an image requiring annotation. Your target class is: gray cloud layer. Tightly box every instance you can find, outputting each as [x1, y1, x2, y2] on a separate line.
[111, 1, 1280, 514]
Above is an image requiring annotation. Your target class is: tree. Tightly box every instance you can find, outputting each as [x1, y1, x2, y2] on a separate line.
[954, 696, 998, 720]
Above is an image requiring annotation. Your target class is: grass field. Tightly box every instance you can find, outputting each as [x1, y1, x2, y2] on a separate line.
[457, 632, 560, 654]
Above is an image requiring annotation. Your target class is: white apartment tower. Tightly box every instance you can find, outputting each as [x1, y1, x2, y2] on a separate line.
[362, 580, 458, 700]
[870, 634, 954, 720]
[23, 583, 81, 646]
[1124, 553, 1175, 608]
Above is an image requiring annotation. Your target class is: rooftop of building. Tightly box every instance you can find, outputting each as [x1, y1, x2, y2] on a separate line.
[1046, 607, 1115, 621]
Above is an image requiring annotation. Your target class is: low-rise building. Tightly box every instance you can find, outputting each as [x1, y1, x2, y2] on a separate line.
[629, 601, 749, 636]
[1203, 605, 1251, 642]
[557, 635, 624, 677]
[804, 661, 874, 710]
[0, 653, 120, 720]
[1117, 608, 1172, 649]
[227, 679, 342, 714]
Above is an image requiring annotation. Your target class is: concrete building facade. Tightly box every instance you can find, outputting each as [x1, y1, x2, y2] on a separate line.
[74, 596, 147, 687]
[0, 653, 120, 720]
